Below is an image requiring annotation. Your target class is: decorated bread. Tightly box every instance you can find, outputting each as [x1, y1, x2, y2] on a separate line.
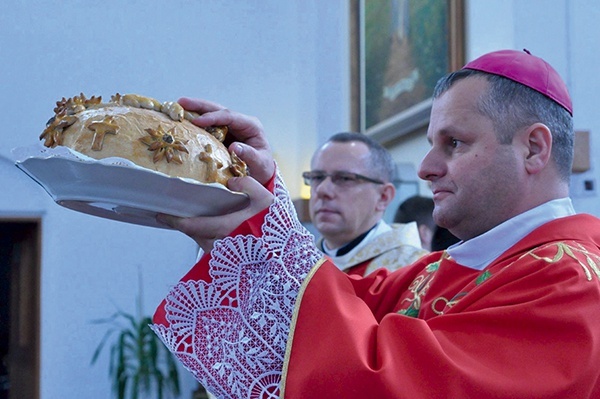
[40, 93, 247, 185]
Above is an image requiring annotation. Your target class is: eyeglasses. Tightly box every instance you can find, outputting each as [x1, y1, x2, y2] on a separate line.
[302, 171, 385, 187]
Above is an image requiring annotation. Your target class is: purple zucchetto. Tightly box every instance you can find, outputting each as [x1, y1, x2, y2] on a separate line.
[462, 49, 572, 115]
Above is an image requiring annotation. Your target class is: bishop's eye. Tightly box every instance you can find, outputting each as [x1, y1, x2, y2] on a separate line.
[450, 138, 463, 148]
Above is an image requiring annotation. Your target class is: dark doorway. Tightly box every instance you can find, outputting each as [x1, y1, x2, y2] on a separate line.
[0, 220, 41, 399]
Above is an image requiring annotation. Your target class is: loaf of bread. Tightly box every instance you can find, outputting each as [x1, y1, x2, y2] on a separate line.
[40, 93, 247, 185]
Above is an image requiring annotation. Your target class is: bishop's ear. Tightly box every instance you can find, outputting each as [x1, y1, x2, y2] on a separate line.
[523, 123, 553, 175]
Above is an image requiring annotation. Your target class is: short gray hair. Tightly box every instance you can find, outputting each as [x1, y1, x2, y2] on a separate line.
[320, 132, 396, 182]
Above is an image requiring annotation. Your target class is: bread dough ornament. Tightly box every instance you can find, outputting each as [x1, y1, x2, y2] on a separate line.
[40, 93, 247, 186]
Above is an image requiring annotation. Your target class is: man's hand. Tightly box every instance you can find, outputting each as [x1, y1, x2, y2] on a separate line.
[178, 97, 275, 185]
[156, 175, 274, 252]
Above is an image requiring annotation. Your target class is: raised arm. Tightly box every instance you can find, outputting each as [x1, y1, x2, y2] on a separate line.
[157, 98, 277, 251]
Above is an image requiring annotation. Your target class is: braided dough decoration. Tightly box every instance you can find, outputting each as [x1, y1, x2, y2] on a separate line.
[41, 93, 247, 185]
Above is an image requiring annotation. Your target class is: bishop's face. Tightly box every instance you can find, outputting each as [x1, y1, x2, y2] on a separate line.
[418, 77, 526, 241]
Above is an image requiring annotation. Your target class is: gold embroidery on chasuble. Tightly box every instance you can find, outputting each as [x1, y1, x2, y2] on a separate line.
[354, 224, 427, 275]
[364, 245, 428, 275]
[397, 241, 600, 319]
[281, 257, 326, 398]
[524, 242, 600, 281]
[430, 270, 493, 315]
[397, 252, 497, 317]
[397, 259, 440, 318]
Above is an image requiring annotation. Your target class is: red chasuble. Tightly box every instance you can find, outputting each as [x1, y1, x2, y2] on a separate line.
[153, 173, 600, 398]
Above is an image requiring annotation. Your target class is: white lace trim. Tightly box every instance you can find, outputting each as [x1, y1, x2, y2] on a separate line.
[12, 142, 135, 165]
[151, 170, 322, 398]
[12, 143, 201, 182]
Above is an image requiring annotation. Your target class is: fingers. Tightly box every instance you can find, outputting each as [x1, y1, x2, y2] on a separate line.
[156, 213, 218, 253]
[178, 97, 244, 128]
[178, 97, 275, 184]
[227, 176, 274, 211]
[229, 142, 275, 184]
[178, 97, 264, 142]
[177, 97, 225, 114]
[156, 176, 274, 251]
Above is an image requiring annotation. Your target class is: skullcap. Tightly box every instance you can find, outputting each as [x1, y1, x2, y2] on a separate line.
[462, 49, 572, 115]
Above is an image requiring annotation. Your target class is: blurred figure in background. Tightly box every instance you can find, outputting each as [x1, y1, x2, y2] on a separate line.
[431, 223, 460, 251]
[394, 195, 459, 251]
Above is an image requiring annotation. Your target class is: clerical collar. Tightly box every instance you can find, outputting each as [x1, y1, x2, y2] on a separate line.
[447, 198, 575, 270]
[322, 223, 379, 256]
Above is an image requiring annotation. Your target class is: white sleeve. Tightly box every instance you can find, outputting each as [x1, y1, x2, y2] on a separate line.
[152, 169, 322, 398]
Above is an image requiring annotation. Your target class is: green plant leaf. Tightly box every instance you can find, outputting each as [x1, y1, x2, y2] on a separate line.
[91, 285, 181, 399]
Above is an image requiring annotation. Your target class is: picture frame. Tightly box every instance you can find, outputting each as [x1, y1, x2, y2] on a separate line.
[350, 0, 465, 143]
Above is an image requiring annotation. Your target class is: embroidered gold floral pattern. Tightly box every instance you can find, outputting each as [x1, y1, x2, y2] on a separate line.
[139, 125, 189, 164]
[476, 270, 492, 285]
[345, 223, 427, 275]
[525, 242, 600, 281]
[431, 269, 491, 315]
[428, 241, 600, 317]
[431, 293, 467, 315]
[398, 260, 440, 317]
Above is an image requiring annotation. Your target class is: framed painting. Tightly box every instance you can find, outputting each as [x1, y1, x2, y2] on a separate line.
[350, 0, 465, 143]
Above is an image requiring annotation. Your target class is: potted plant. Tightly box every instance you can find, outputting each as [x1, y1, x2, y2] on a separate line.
[91, 275, 180, 399]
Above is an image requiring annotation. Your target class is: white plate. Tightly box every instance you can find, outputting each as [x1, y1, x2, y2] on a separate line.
[14, 149, 249, 229]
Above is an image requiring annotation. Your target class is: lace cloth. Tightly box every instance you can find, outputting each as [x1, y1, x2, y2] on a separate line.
[12, 143, 200, 182]
[12, 142, 136, 166]
[151, 171, 322, 398]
